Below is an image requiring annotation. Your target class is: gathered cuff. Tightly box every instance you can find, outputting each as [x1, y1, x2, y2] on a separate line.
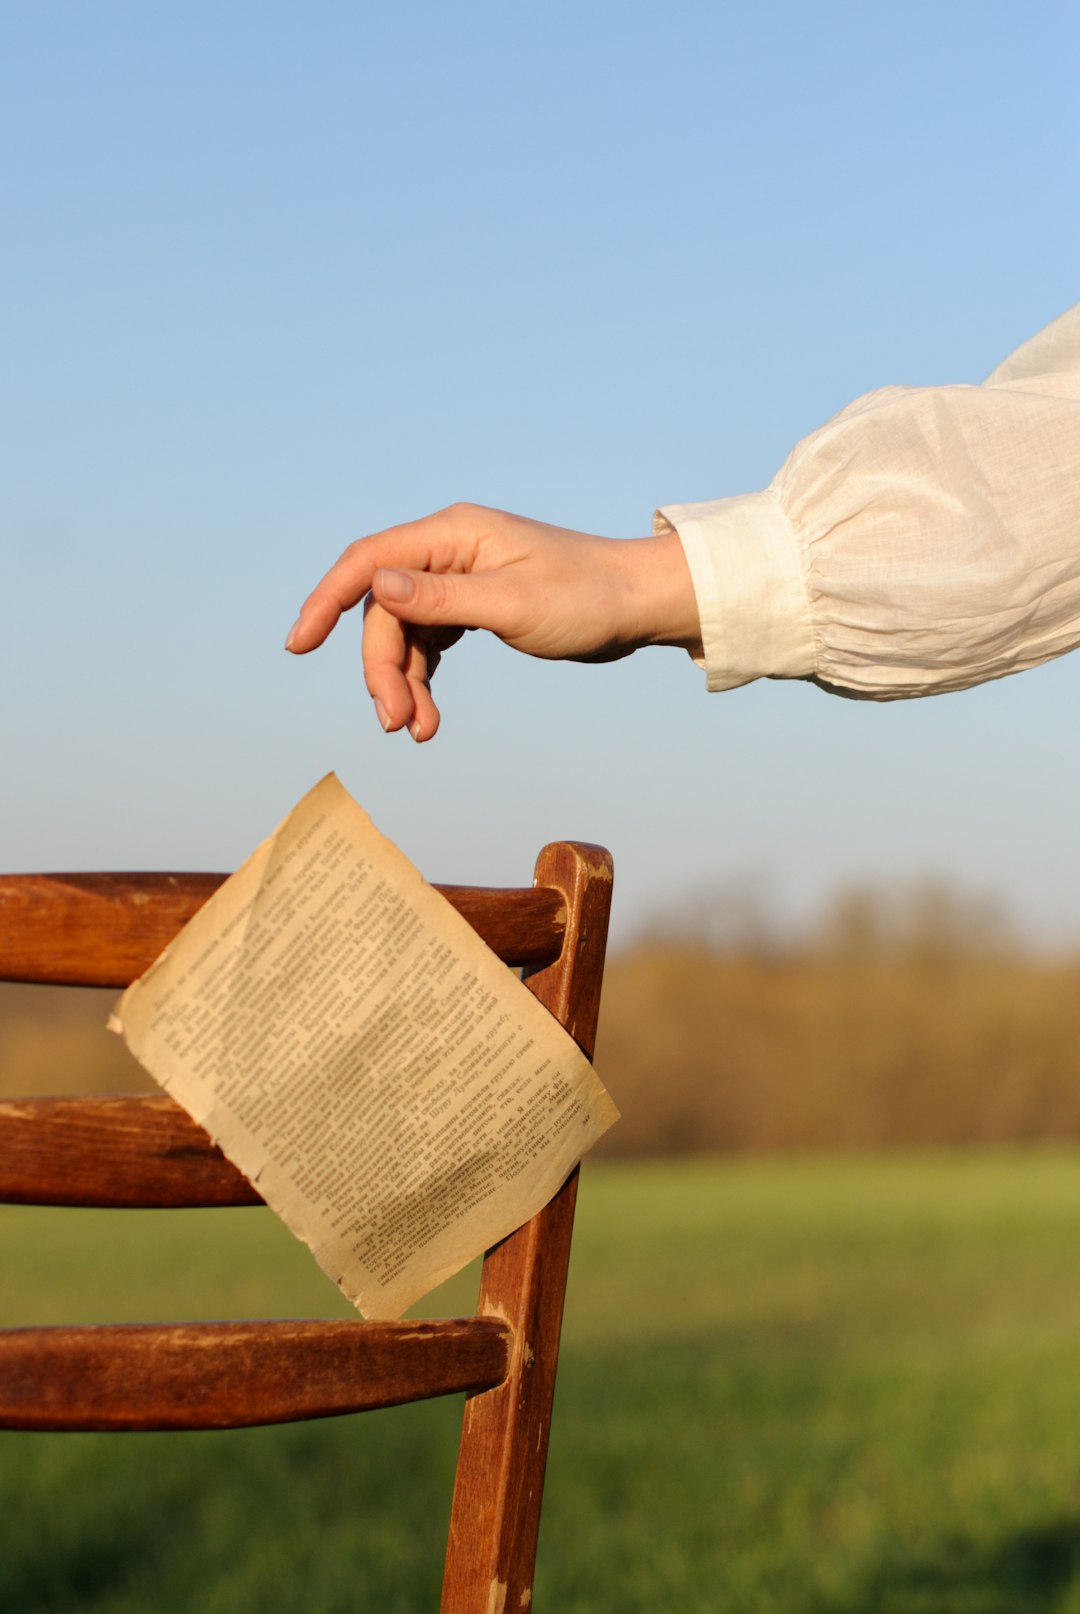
[654, 490, 816, 691]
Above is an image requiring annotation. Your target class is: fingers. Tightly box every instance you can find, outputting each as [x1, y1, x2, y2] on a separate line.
[360, 567, 514, 741]
[361, 598, 443, 742]
[362, 597, 425, 736]
[370, 565, 514, 634]
[285, 552, 377, 653]
[284, 504, 530, 745]
[285, 506, 486, 655]
[403, 630, 441, 743]
[283, 536, 420, 654]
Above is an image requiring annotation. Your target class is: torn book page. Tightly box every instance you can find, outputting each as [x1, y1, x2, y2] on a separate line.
[110, 774, 618, 1318]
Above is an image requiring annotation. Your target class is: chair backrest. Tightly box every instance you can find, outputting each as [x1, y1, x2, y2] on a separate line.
[0, 839, 613, 1613]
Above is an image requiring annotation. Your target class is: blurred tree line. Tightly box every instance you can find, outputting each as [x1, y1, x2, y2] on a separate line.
[593, 882, 1080, 1154]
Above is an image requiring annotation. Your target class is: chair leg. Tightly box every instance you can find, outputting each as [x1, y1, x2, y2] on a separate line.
[441, 842, 611, 1612]
[440, 1169, 578, 1614]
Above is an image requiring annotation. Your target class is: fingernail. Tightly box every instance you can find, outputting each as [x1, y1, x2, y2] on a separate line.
[377, 567, 415, 604]
[373, 697, 392, 732]
[284, 618, 302, 650]
[410, 721, 423, 743]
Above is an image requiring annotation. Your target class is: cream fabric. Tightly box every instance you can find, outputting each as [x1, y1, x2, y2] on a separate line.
[656, 304, 1080, 698]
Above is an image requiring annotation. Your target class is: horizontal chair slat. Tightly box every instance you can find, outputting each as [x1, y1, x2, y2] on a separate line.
[0, 1095, 260, 1207]
[0, 1317, 513, 1431]
[0, 874, 566, 986]
[0, 873, 224, 987]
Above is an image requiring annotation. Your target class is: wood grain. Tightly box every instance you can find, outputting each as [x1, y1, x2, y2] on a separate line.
[441, 842, 614, 1614]
[0, 873, 566, 986]
[0, 1317, 512, 1430]
[0, 1094, 262, 1207]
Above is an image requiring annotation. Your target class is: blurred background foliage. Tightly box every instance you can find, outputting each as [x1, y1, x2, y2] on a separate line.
[596, 881, 1080, 1156]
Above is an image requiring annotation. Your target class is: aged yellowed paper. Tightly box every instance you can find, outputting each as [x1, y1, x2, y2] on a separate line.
[110, 775, 617, 1317]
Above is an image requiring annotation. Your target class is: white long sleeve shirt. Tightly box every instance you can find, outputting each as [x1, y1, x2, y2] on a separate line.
[656, 304, 1080, 698]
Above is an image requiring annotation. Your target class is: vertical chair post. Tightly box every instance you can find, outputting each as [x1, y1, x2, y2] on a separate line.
[441, 842, 613, 1614]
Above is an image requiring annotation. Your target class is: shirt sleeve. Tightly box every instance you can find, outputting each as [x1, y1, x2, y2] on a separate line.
[655, 304, 1080, 698]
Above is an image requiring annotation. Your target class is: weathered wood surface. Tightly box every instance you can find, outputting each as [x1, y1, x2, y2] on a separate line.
[0, 1094, 262, 1207]
[441, 841, 613, 1614]
[0, 1317, 512, 1431]
[0, 873, 566, 986]
[0, 873, 224, 987]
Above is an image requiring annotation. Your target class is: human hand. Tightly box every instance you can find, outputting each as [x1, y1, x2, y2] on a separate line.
[285, 503, 701, 741]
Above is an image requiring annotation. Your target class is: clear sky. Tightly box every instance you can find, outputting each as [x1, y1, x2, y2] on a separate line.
[2, 1, 1078, 946]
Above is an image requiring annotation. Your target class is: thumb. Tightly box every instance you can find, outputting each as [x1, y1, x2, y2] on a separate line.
[372, 566, 512, 633]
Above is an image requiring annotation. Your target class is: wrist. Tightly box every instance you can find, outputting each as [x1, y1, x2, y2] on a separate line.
[620, 531, 704, 657]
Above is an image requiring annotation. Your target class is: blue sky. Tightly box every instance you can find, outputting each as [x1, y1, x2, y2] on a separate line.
[2, 1, 1078, 945]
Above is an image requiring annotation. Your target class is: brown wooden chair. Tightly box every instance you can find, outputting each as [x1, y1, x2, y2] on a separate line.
[0, 840, 612, 1612]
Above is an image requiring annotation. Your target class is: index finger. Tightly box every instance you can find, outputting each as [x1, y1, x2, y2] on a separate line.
[284, 506, 475, 653]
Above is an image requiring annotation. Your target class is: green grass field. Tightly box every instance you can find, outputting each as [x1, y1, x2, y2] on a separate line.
[5, 1150, 1080, 1613]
